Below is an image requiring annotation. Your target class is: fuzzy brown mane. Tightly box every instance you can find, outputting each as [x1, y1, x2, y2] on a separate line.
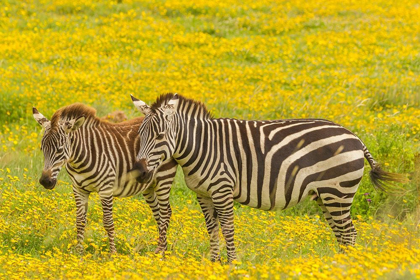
[151, 93, 212, 119]
[49, 103, 143, 131]
[50, 103, 97, 129]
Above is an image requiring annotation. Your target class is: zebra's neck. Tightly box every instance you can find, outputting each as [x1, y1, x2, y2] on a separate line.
[173, 116, 244, 167]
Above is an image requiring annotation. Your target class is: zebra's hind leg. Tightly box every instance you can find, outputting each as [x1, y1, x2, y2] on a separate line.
[316, 197, 341, 243]
[197, 195, 221, 262]
[319, 194, 357, 250]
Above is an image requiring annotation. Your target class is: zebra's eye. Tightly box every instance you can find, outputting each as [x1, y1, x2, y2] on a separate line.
[156, 133, 165, 140]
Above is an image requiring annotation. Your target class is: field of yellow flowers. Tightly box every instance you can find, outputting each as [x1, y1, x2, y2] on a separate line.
[0, 0, 419, 279]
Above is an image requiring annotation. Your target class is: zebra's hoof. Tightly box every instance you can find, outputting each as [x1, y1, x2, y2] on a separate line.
[109, 248, 117, 255]
[154, 247, 166, 256]
[74, 243, 85, 255]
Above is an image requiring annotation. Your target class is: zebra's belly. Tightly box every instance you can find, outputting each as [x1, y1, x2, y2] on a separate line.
[183, 162, 237, 198]
[184, 175, 211, 197]
[112, 180, 149, 197]
[68, 169, 146, 197]
[69, 172, 101, 192]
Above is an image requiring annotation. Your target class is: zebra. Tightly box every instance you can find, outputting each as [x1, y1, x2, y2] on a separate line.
[130, 93, 407, 263]
[33, 103, 177, 254]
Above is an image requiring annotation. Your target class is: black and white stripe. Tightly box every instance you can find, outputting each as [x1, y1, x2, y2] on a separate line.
[131, 93, 406, 262]
[33, 104, 177, 254]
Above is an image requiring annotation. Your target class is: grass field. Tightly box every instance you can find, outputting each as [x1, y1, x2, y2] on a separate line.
[0, 0, 419, 279]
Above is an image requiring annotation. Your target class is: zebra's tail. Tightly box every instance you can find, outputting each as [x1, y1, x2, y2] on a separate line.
[363, 145, 409, 191]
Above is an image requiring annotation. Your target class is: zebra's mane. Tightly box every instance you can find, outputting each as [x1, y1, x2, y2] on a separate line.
[50, 103, 143, 131]
[152, 93, 212, 119]
[50, 103, 97, 129]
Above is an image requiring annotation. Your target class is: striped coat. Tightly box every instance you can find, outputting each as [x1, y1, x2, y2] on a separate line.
[131, 94, 406, 262]
[33, 103, 177, 254]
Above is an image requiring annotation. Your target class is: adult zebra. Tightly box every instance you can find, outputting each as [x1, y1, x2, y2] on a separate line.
[33, 103, 177, 254]
[130, 93, 407, 263]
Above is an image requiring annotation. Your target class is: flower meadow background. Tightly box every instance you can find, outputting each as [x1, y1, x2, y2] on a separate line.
[0, 0, 419, 279]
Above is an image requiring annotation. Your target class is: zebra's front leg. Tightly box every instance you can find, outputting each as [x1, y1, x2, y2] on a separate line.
[99, 192, 117, 254]
[73, 186, 90, 254]
[197, 195, 221, 262]
[143, 187, 167, 254]
[212, 188, 237, 263]
[149, 160, 177, 255]
[154, 189, 172, 255]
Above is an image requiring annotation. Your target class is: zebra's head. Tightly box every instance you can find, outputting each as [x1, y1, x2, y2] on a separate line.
[33, 107, 85, 189]
[131, 94, 179, 183]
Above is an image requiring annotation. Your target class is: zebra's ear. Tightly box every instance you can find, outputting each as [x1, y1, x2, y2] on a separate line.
[163, 93, 179, 116]
[64, 116, 85, 133]
[131, 95, 152, 115]
[33, 107, 51, 129]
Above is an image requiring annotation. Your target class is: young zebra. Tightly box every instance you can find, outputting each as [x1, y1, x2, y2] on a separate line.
[33, 103, 177, 254]
[130, 93, 407, 263]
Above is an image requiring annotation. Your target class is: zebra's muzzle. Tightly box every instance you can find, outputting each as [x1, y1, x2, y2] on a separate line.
[132, 159, 153, 184]
[39, 170, 57, 190]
